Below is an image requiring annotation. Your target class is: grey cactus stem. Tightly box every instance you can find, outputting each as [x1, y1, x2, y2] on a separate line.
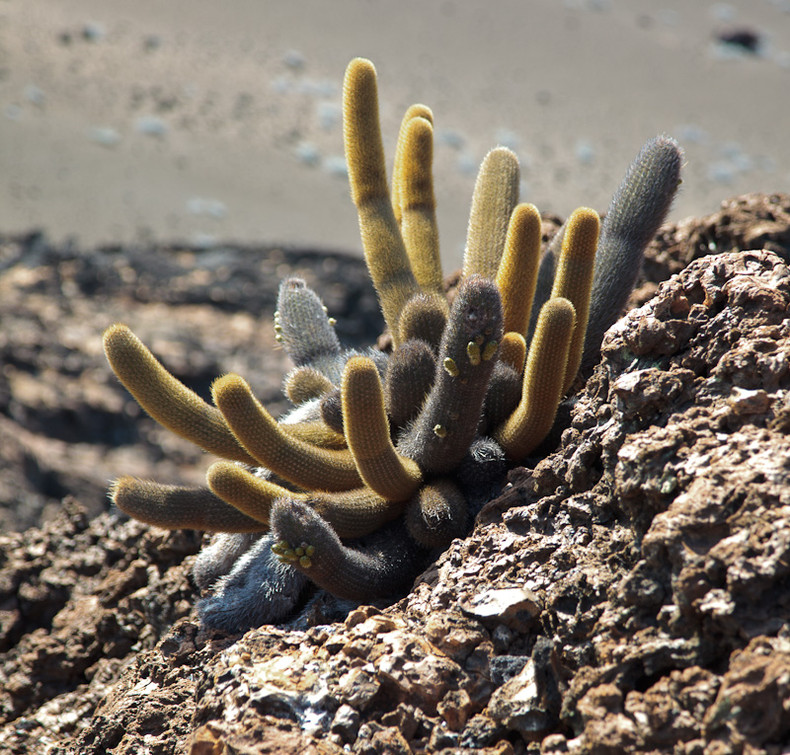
[397, 276, 503, 474]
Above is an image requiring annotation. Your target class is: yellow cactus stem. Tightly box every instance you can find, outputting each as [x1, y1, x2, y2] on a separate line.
[212, 373, 362, 492]
[281, 421, 348, 450]
[103, 324, 257, 466]
[495, 297, 576, 460]
[343, 57, 420, 345]
[550, 207, 600, 392]
[341, 356, 423, 501]
[206, 461, 302, 527]
[111, 476, 266, 533]
[496, 203, 542, 336]
[209, 462, 407, 539]
[462, 147, 520, 280]
[396, 114, 444, 295]
[283, 366, 335, 405]
[499, 332, 527, 374]
[311, 485, 410, 538]
[392, 103, 433, 225]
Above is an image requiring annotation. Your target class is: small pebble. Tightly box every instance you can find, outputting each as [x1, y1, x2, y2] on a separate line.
[675, 123, 708, 145]
[135, 116, 168, 137]
[317, 101, 341, 131]
[143, 35, 162, 52]
[186, 198, 227, 219]
[295, 142, 321, 167]
[322, 155, 348, 178]
[574, 139, 595, 165]
[297, 79, 337, 98]
[436, 128, 465, 149]
[707, 161, 736, 184]
[283, 49, 305, 70]
[82, 22, 105, 42]
[271, 76, 292, 94]
[457, 153, 478, 177]
[330, 703, 361, 743]
[88, 126, 121, 147]
[24, 85, 45, 106]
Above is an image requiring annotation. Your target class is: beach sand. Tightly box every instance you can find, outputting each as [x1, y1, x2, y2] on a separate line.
[1, 0, 788, 269]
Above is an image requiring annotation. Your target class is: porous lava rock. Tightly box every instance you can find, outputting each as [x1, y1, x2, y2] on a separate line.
[1, 195, 789, 754]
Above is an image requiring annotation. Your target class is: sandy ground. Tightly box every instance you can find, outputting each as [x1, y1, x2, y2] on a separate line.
[0, 0, 788, 270]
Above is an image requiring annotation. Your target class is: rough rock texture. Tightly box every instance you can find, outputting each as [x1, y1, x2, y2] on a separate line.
[0, 235, 383, 531]
[632, 191, 790, 308]
[1, 194, 789, 754]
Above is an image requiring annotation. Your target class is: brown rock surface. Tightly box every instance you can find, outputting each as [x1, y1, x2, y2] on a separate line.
[1, 194, 789, 753]
[0, 235, 382, 531]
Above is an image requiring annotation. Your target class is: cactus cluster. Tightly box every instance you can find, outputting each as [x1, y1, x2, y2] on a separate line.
[103, 58, 682, 631]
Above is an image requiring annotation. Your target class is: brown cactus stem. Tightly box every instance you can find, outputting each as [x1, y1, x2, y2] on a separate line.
[397, 292, 448, 351]
[397, 276, 503, 475]
[270, 500, 424, 601]
[385, 338, 436, 428]
[405, 479, 468, 549]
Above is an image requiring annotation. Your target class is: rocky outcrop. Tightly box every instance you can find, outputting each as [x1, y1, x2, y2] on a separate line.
[1, 195, 789, 754]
